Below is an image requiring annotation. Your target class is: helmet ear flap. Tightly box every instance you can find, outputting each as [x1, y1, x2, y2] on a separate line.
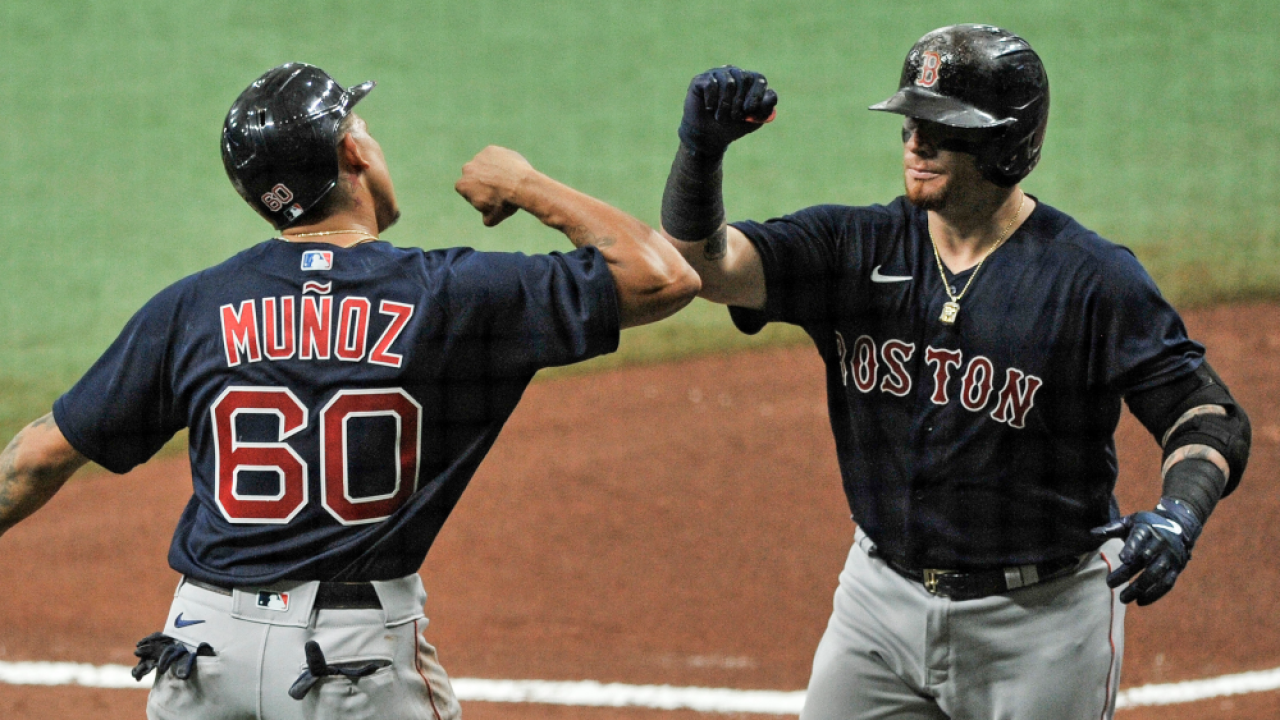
[982, 115, 1048, 187]
[974, 152, 1017, 188]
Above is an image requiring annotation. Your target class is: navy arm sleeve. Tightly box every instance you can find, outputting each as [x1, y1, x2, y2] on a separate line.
[726, 205, 851, 334]
[52, 286, 186, 474]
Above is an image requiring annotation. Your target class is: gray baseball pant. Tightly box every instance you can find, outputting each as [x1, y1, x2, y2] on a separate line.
[800, 528, 1125, 720]
[146, 574, 460, 720]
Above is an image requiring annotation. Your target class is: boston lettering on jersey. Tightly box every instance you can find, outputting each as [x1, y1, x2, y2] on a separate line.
[835, 331, 1043, 429]
[220, 294, 415, 368]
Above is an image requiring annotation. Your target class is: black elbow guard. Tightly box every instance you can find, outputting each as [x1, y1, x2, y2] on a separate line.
[1142, 362, 1252, 497]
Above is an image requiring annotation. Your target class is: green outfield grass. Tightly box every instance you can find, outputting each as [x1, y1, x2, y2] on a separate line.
[2, 0, 1279, 443]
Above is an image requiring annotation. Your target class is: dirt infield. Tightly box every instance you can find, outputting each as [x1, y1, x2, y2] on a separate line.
[1, 302, 1277, 719]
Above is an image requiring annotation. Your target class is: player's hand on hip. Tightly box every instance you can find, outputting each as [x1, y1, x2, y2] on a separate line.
[1091, 498, 1203, 606]
[678, 66, 778, 156]
[455, 145, 535, 226]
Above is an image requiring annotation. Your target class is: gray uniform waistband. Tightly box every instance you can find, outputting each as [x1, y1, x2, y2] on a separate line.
[178, 574, 428, 628]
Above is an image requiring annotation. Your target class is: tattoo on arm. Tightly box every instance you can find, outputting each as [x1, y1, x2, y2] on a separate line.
[0, 413, 83, 535]
[0, 424, 34, 517]
[702, 226, 728, 261]
[565, 224, 617, 249]
[1162, 443, 1231, 481]
[0, 416, 43, 482]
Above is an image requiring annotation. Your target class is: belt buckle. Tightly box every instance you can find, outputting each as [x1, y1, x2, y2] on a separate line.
[922, 568, 948, 595]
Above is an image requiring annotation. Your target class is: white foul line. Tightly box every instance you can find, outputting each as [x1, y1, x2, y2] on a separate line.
[1114, 667, 1280, 707]
[1, 661, 1278, 713]
[0, 661, 139, 689]
[451, 679, 802, 713]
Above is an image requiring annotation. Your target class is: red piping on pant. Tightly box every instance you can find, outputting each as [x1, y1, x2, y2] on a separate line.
[414, 619, 445, 720]
[1099, 551, 1120, 720]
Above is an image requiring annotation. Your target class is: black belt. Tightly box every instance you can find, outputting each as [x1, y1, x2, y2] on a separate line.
[881, 554, 1083, 601]
[185, 578, 382, 610]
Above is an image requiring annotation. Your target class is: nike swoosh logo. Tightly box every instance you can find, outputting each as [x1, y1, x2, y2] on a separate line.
[870, 265, 912, 283]
[174, 613, 206, 628]
[1151, 519, 1183, 535]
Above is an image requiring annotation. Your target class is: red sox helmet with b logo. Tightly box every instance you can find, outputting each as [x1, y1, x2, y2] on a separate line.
[870, 24, 1050, 187]
[221, 63, 375, 229]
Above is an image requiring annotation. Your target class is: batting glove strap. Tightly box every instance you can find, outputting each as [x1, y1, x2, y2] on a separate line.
[1153, 496, 1204, 548]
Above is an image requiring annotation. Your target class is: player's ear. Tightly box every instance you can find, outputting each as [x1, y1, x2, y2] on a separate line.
[337, 132, 372, 174]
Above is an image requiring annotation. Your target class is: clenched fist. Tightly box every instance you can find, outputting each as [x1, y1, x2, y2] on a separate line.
[678, 66, 778, 156]
[455, 145, 535, 226]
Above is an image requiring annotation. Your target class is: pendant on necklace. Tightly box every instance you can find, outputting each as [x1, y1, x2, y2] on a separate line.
[939, 301, 960, 325]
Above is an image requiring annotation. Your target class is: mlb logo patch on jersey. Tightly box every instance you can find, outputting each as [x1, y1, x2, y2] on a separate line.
[301, 251, 333, 271]
[256, 591, 290, 612]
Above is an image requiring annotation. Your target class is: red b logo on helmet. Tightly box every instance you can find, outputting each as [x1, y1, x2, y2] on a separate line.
[917, 52, 941, 88]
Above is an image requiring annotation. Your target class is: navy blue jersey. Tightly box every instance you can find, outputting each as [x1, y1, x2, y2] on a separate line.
[54, 239, 619, 584]
[730, 197, 1202, 568]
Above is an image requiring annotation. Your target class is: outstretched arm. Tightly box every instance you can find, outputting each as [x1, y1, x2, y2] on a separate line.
[455, 146, 701, 329]
[660, 66, 778, 309]
[0, 413, 89, 538]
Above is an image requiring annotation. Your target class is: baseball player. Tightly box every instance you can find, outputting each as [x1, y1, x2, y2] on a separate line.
[659, 26, 1250, 719]
[0, 63, 699, 719]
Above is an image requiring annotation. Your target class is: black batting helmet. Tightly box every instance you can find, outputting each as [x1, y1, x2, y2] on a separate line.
[870, 24, 1049, 187]
[222, 63, 375, 229]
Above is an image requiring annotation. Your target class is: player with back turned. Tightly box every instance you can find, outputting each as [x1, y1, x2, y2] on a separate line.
[0, 63, 699, 719]
[660, 25, 1250, 719]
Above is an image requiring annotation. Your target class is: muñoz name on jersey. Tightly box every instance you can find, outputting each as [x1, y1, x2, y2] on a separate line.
[835, 331, 1043, 429]
[220, 294, 415, 369]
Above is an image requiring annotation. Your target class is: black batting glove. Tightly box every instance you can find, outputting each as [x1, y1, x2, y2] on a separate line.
[678, 66, 778, 157]
[132, 632, 215, 681]
[1091, 497, 1203, 606]
[289, 640, 392, 700]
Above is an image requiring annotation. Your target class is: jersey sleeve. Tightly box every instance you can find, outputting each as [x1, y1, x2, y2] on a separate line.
[434, 246, 620, 375]
[726, 205, 852, 334]
[52, 286, 186, 474]
[1087, 244, 1204, 394]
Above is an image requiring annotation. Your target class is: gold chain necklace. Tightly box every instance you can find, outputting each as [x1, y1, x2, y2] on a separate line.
[929, 191, 1025, 326]
[282, 229, 379, 248]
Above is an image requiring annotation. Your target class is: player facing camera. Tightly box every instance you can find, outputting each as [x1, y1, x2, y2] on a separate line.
[658, 22, 1248, 720]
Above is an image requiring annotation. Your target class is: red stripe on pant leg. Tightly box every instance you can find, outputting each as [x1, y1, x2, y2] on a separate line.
[1099, 551, 1119, 720]
[413, 619, 445, 720]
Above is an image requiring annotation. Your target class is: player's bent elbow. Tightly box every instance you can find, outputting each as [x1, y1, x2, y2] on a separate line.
[671, 260, 703, 302]
[663, 255, 703, 308]
[617, 265, 701, 329]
